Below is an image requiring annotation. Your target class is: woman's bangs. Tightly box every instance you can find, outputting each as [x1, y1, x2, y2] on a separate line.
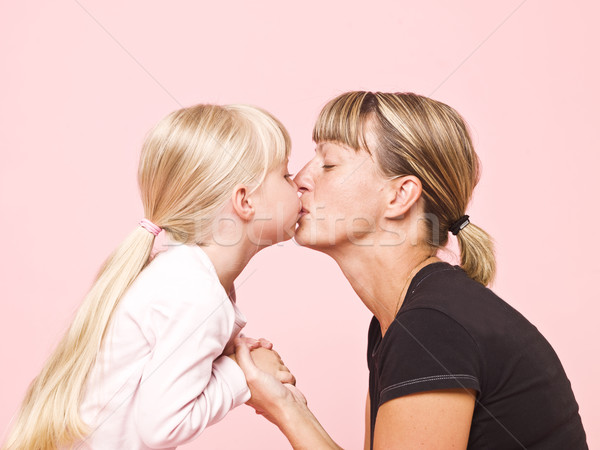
[312, 91, 372, 151]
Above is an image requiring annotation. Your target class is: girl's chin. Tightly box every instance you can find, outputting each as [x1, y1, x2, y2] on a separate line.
[270, 226, 296, 245]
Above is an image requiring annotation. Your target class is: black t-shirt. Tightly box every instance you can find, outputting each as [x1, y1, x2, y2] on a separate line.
[367, 262, 588, 449]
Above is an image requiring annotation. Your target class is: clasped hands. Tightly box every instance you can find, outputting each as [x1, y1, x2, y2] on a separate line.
[226, 335, 306, 424]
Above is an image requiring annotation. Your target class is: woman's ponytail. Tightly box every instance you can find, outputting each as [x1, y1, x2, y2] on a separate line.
[455, 222, 497, 286]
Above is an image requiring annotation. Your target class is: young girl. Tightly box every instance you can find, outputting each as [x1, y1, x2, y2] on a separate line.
[4, 103, 301, 449]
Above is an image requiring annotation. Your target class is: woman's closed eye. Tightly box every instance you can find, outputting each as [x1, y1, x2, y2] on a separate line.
[321, 165, 335, 169]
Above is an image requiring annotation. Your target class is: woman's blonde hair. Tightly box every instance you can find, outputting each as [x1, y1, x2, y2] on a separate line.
[3, 104, 291, 449]
[313, 91, 496, 286]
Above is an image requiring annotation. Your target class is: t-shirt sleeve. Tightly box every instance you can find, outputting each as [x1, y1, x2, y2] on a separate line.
[367, 315, 381, 372]
[377, 307, 482, 407]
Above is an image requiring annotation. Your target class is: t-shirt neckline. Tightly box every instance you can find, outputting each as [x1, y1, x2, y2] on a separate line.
[372, 260, 458, 351]
[401, 261, 457, 310]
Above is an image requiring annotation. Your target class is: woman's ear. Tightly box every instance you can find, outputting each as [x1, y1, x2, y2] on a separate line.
[384, 175, 423, 219]
[231, 184, 255, 221]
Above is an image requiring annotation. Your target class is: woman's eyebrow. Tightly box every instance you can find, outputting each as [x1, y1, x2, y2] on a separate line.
[316, 142, 332, 153]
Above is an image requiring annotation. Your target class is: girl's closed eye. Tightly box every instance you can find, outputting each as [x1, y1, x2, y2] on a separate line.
[321, 165, 335, 169]
[284, 173, 295, 180]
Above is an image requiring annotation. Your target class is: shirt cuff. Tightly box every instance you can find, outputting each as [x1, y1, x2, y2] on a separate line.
[213, 355, 251, 407]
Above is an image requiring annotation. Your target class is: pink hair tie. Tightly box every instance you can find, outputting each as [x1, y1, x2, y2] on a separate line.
[139, 218, 162, 236]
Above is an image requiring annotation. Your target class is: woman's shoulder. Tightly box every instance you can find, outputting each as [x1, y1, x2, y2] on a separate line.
[399, 261, 541, 348]
[396, 262, 563, 384]
[402, 262, 519, 318]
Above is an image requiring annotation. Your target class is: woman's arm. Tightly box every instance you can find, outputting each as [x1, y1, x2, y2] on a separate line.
[234, 339, 342, 449]
[236, 339, 475, 449]
[373, 389, 476, 449]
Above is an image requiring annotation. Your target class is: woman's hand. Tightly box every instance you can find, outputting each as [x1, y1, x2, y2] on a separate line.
[235, 338, 340, 449]
[234, 337, 304, 423]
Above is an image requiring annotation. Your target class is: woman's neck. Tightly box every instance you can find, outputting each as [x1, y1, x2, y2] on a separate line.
[327, 244, 441, 336]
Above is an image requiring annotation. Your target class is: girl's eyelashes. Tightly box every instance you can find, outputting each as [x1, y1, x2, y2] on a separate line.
[321, 165, 335, 169]
[284, 173, 294, 179]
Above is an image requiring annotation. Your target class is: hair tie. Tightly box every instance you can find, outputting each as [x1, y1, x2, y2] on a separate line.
[139, 218, 162, 236]
[449, 215, 470, 235]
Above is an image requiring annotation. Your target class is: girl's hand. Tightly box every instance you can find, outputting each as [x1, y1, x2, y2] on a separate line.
[224, 335, 272, 361]
[239, 335, 273, 351]
[249, 347, 296, 385]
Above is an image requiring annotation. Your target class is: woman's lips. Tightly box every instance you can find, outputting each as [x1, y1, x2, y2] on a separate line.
[298, 207, 308, 218]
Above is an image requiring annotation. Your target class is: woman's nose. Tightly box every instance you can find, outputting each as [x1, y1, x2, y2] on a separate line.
[293, 162, 312, 193]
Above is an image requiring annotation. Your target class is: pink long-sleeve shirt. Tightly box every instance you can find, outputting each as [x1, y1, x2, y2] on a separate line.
[75, 241, 251, 449]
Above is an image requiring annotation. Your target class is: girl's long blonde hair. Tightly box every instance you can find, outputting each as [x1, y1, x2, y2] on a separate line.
[3, 104, 291, 450]
[313, 91, 496, 286]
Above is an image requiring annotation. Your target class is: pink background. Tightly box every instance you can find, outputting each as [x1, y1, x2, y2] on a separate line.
[1, 1, 599, 448]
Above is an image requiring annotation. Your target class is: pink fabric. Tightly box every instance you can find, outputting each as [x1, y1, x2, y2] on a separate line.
[139, 218, 162, 236]
[75, 241, 250, 449]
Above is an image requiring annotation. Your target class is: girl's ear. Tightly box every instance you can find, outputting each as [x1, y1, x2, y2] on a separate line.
[231, 184, 255, 221]
[384, 175, 423, 219]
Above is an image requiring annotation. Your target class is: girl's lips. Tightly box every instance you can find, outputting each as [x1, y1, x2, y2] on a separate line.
[298, 207, 308, 219]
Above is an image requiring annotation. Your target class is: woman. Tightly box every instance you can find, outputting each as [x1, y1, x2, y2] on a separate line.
[234, 91, 588, 449]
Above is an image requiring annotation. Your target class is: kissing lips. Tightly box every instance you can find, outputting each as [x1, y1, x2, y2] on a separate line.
[298, 207, 308, 221]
